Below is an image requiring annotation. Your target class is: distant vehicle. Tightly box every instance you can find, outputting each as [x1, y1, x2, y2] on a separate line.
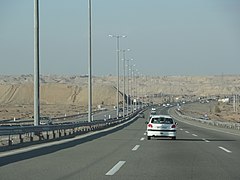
[150, 107, 157, 114]
[200, 114, 209, 120]
[40, 116, 53, 125]
[146, 115, 177, 140]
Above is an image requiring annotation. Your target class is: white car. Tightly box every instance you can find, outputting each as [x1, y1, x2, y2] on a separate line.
[146, 115, 177, 140]
[150, 107, 157, 115]
[151, 107, 156, 111]
[40, 116, 53, 125]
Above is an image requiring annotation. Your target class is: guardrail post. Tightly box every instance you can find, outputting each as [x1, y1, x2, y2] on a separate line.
[53, 130, 56, 139]
[30, 133, 34, 142]
[19, 134, 23, 143]
[39, 132, 43, 141]
[64, 129, 67, 136]
[8, 135, 13, 146]
[46, 132, 49, 140]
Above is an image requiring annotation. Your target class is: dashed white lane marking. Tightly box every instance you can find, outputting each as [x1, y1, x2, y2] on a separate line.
[192, 134, 198, 137]
[185, 131, 189, 133]
[180, 128, 183, 131]
[106, 161, 126, 176]
[202, 138, 210, 143]
[140, 137, 145, 141]
[132, 145, 140, 151]
[218, 146, 232, 153]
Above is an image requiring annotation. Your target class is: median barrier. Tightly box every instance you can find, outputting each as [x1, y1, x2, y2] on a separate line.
[0, 109, 142, 151]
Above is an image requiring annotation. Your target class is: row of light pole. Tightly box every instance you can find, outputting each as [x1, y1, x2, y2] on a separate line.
[108, 34, 142, 119]
[34, 0, 142, 125]
[122, 57, 142, 117]
[108, 35, 126, 118]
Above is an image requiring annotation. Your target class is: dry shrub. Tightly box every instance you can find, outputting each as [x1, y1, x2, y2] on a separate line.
[214, 105, 221, 113]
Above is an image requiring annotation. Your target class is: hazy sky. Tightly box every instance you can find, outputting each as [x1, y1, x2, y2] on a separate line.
[0, 0, 240, 76]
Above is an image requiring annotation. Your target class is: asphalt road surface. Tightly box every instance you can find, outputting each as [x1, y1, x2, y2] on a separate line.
[0, 107, 240, 180]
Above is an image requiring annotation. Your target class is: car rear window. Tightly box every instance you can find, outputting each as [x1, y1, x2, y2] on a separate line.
[151, 117, 173, 124]
[151, 111, 156, 115]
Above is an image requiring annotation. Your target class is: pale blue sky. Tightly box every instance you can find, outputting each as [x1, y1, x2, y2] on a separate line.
[0, 0, 240, 76]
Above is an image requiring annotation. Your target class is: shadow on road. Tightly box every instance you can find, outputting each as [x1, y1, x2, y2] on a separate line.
[0, 117, 138, 167]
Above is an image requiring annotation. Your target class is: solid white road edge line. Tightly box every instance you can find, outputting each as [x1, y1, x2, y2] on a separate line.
[105, 161, 126, 176]
[218, 146, 232, 153]
[132, 145, 140, 151]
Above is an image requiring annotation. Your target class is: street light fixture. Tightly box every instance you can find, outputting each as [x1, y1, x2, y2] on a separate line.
[109, 34, 126, 118]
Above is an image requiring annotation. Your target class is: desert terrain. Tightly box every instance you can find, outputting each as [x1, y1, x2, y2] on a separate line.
[0, 74, 240, 122]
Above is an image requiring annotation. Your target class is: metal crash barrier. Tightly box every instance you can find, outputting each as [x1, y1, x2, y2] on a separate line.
[172, 108, 240, 131]
[0, 110, 142, 149]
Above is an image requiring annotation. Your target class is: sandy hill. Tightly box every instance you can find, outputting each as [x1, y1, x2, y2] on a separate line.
[0, 83, 119, 106]
[0, 74, 240, 120]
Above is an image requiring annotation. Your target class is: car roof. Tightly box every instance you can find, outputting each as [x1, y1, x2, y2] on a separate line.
[150, 115, 172, 119]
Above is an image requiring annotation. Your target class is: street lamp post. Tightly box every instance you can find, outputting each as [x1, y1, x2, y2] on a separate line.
[130, 64, 135, 113]
[134, 69, 138, 111]
[109, 35, 126, 118]
[126, 59, 132, 116]
[122, 53, 126, 118]
[34, 0, 40, 126]
[135, 70, 139, 110]
[127, 59, 133, 115]
[134, 70, 137, 110]
[88, 0, 92, 122]
[121, 49, 130, 118]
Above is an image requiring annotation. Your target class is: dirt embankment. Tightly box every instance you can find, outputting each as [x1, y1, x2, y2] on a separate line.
[181, 101, 240, 123]
[0, 83, 121, 120]
[1, 74, 240, 121]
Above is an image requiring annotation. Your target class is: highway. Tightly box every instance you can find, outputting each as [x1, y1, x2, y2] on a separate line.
[0, 107, 240, 180]
[0, 109, 118, 126]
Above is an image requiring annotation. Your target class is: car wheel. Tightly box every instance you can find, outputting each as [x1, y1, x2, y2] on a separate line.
[147, 136, 151, 140]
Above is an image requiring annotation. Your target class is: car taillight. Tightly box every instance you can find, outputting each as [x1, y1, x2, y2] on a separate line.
[148, 124, 153, 128]
[171, 124, 176, 128]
